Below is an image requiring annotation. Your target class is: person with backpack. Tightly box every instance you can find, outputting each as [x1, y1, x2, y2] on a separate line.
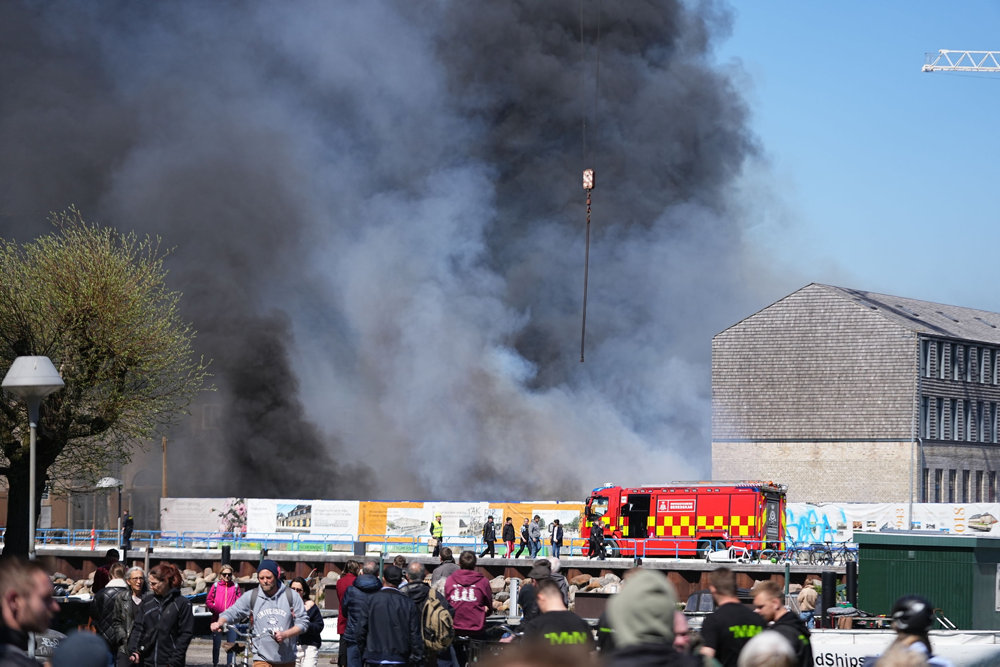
[206, 564, 241, 667]
[210, 559, 308, 667]
[444, 551, 492, 667]
[402, 563, 454, 667]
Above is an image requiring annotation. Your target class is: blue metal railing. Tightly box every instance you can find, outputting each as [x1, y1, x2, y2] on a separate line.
[26, 529, 855, 558]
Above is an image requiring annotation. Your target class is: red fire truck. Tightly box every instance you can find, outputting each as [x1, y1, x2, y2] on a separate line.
[584, 481, 787, 558]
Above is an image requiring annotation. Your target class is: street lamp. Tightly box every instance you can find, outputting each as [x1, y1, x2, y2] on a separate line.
[96, 477, 123, 552]
[1, 356, 64, 559]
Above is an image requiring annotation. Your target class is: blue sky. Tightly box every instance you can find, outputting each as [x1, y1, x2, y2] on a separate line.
[716, 3, 1000, 313]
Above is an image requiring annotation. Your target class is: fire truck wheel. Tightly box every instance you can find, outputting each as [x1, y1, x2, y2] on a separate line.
[697, 539, 712, 559]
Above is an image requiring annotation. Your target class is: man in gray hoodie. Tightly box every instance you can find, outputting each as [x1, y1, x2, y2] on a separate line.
[211, 560, 308, 666]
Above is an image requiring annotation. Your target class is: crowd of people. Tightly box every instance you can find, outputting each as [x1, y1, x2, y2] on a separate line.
[0, 548, 952, 667]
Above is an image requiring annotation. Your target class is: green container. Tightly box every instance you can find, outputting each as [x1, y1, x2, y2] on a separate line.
[855, 532, 1000, 630]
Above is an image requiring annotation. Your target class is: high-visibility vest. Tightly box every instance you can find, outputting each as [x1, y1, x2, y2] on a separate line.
[431, 520, 443, 539]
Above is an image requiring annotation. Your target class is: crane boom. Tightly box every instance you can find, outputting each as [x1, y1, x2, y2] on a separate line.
[923, 50, 1000, 72]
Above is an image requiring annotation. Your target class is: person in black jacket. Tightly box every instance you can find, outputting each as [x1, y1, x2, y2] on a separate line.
[752, 581, 812, 667]
[356, 565, 422, 667]
[126, 563, 193, 667]
[91, 563, 130, 658]
[501, 518, 516, 558]
[341, 561, 382, 667]
[290, 577, 324, 667]
[514, 518, 530, 558]
[479, 516, 497, 558]
[402, 563, 453, 667]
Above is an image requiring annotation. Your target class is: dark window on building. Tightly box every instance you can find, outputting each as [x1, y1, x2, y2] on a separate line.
[965, 399, 972, 441]
[993, 402, 998, 444]
[934, 469, 943, 502]
[962, 470, 971, 503]
[936, 397, 944, 439]
[950, 398, 958, 441]
[982, 348, 989, 384]
[953, 345, 961, 381]
[920, 340, 931, 377]
[966, 346, 973, 382]
[920, 396, 930, 437]
[976, 470, 984, 502]
[948, 469, 957, 502]
[979, 401, 986, 443]
[938, 341, 945, 380]
[990, 472, 997, 502]
[922, 468, 929, 502]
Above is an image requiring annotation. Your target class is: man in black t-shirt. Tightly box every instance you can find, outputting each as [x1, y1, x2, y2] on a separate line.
[522, 579, 595, 652]
[700, 568, 763, 667]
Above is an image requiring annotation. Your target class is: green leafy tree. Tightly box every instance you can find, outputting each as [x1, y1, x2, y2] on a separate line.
[0, 208, 210, 555]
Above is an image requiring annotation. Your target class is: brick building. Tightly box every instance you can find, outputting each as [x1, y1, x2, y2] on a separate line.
[712, 283, 1000, 503]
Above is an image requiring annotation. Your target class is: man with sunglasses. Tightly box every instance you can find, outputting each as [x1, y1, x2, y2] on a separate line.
[207, 565, 242, 667]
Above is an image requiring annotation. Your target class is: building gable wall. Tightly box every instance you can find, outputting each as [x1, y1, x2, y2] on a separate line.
[712, 283, 917, 440]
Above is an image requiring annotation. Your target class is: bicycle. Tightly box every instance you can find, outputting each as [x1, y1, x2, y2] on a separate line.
[808, 541, 857, 566]
[220, 620, 281, 667]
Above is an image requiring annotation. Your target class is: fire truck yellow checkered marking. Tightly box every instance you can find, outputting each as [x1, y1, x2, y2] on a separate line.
[658, 515, 695, 537]
[729, 515, 755, 537]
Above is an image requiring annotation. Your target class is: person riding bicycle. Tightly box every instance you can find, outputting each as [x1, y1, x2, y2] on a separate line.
[210, 560, 308, 667]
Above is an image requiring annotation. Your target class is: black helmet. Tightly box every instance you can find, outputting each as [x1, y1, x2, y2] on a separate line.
[890, 595, 934, 634]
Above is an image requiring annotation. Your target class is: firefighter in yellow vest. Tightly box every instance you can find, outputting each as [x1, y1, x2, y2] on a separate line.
[430, 513, 444, 556]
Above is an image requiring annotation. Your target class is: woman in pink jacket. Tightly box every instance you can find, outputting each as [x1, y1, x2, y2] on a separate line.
[206, 564, 242, 666]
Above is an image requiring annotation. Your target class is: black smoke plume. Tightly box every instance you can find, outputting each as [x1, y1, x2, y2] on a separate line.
[0, 0, 770, 501]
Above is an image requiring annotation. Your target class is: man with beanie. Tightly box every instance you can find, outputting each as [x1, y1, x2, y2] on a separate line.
[700, 567, 763, 667]
[357, 565, 423, 667]
[211, 559, 308, 667]
[603, 569, 698, 667]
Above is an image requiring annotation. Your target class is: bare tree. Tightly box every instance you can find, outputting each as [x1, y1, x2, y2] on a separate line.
[0, 207, 210, 555]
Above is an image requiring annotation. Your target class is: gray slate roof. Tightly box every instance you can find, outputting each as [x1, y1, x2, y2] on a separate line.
[795, 283, 1000, 346]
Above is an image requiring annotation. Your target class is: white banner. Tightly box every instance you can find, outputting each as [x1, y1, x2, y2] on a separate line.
[786, 502, 1000, 543]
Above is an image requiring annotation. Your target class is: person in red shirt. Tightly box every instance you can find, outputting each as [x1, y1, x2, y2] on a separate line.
[444, 551, 492, 667]
[335, 560, 360, 667]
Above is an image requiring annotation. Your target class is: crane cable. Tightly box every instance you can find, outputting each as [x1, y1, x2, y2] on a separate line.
[579, 0, 601, 363]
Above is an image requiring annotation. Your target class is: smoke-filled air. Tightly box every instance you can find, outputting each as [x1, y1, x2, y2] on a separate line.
[0, 1, 778, 501]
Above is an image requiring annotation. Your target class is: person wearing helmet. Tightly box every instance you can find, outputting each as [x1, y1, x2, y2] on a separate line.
[863, 595, 953, 666]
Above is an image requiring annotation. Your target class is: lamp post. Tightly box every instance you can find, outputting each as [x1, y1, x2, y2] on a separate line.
[1, 356, 64, 559]
[96, 477, 123, 552]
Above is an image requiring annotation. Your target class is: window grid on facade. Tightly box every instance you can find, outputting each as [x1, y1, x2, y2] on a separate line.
[938, 341, 945, 380]
[976, 470, 984, 502]
[993, 402, 998, 445]
[962, 470, 971, 502]
[982, 348, 989, 384]
[965, 400, 972, 441]
[934, 469, 943, 503]
[953, 345, 961, 381]
[966, 346, 972, 382]
[991, 472, 997, 502]
[948, 469, 957, 502]
[936, 397, 944, 439]
[951, 398, 958, 441]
